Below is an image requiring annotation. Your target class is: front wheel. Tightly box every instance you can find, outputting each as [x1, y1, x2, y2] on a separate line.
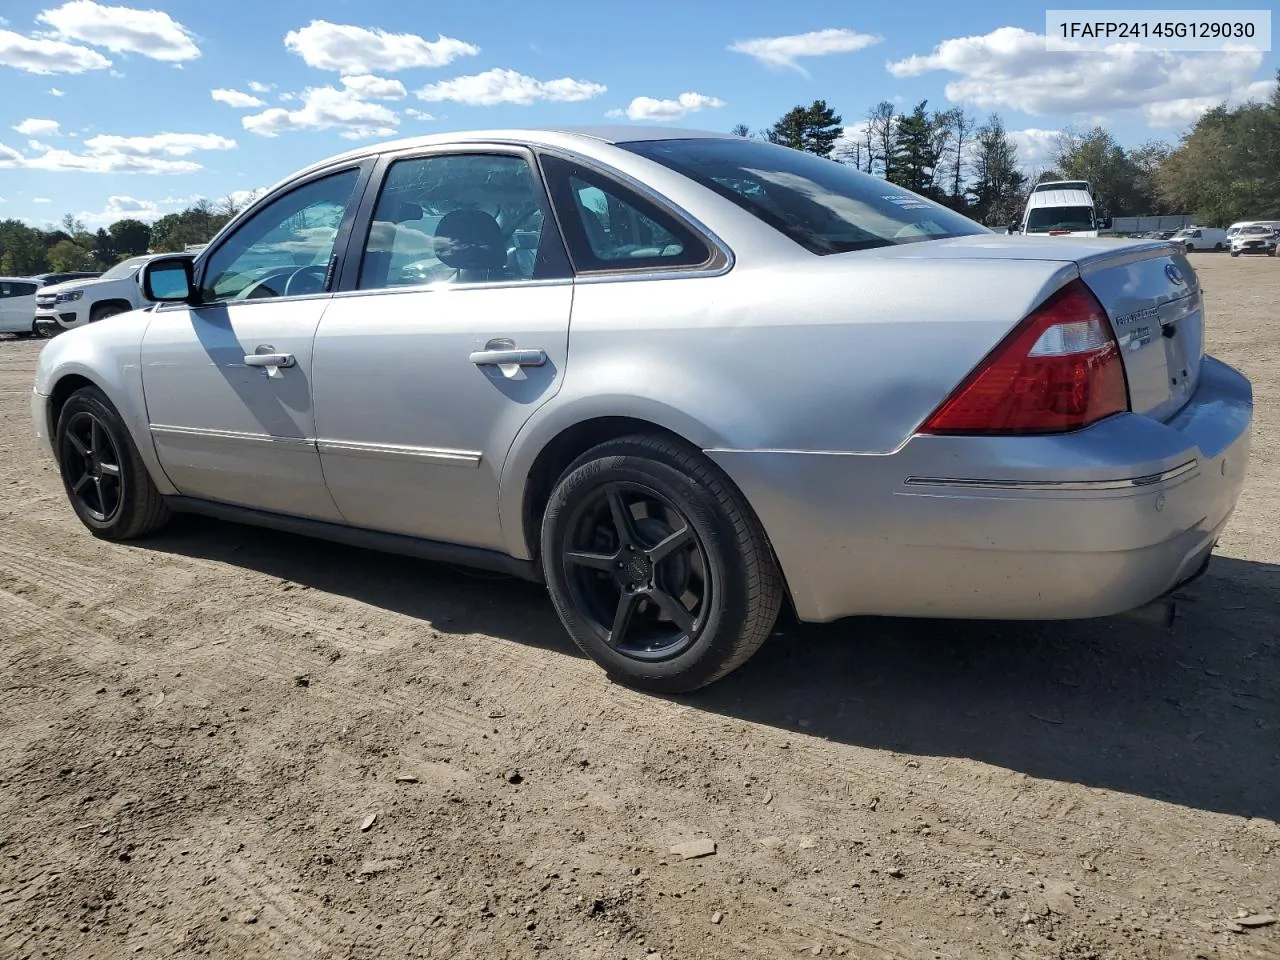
[541, 435, 782, 693]
[56, 386, 170, 540]
[1230, 251, 1240, 257]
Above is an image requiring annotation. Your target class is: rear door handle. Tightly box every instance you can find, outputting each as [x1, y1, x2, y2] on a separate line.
[469, 348, 547, 367]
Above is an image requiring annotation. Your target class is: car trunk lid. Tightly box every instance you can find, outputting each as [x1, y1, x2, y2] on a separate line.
[861, 235, 1204, 421]
[1075, 246, 1203, 422]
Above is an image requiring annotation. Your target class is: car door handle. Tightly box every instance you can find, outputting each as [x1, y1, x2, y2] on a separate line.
[468, 348, 547, 367]
[243, 352, 296, 368]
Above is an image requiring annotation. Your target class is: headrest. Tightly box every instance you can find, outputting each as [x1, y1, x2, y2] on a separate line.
[432, 209, 506, 271]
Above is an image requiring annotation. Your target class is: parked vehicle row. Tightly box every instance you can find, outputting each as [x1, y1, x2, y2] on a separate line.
[32, 127, 1253, 691]
[0, 271, 102, 337]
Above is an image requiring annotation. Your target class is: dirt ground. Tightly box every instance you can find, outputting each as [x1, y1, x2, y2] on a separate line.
[1, 254, 1277, 960]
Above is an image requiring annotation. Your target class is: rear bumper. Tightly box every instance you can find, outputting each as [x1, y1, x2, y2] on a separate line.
[711, 356, 1253, 623]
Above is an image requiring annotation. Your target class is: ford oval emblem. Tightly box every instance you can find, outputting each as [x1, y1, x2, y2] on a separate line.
[1165, 263, 1185, 285]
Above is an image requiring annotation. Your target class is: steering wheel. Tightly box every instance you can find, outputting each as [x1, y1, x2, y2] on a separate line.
[283, 265, 328, 297]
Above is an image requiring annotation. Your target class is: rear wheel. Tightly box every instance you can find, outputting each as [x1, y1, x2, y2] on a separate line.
[1231, 251, 1240, 257]
[541, 435, 782, 693]
[55, 386, 170, 540]
[1214, 242, 1224, 251]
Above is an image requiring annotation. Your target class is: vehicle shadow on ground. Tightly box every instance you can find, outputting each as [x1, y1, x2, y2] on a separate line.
[142, 519, 1279, 822]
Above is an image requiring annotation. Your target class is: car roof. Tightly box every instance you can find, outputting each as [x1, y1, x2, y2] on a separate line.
[286, 126, 735, 186]
[0, 276, 40, 283]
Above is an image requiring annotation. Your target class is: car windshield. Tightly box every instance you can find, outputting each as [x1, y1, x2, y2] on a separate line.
[620, 137, 985, 255]
[1241, 226, 1270, 235]
[99, 256, 149, 280]
[1025, 207, 1096, 233]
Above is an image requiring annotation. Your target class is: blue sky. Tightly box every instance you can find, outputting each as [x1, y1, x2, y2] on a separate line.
[1, 0, 1275, 227]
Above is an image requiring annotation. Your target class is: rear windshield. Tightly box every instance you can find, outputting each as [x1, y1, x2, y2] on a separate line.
[1025, 206, 1096, 233]
[621, 137, 986, 255]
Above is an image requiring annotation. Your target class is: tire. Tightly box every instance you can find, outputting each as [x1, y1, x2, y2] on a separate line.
[1230, 251, 1239, 258]
[1214, 243, 1224, 251]
[1185, 244, 1195, 253]
[89, 304, 125, 324]
[55, 386, 170, 540]
[540, 434, 782, 693]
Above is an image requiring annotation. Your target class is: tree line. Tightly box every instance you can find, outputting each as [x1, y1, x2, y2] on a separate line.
[738, 71, 1280, 228]
[0, 193, 260, 276]
[3, 79, 1277, 276]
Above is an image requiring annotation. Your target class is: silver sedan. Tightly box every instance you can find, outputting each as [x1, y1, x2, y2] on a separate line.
[31, 127, 1253, 691]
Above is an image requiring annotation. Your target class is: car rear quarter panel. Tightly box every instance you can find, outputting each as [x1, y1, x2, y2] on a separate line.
[33, 311, 176, 495]
[499, 254, 1077, 558]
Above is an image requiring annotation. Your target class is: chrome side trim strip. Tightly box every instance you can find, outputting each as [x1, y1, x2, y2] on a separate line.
[316, 439, 481, 468]
[150, 425, 484, 468]
[150, 424, 314, 446]
[903, 459, 1197, 492]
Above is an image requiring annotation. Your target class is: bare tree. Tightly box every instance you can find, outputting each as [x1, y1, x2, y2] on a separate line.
[940, 109, 975, 205]
[730, 123, 752, 138]
[866, 101, 897, 178]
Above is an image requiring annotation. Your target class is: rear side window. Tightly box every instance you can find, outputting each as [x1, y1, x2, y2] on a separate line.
[539, 154, 711, 273]
[0, 281, 37, 298]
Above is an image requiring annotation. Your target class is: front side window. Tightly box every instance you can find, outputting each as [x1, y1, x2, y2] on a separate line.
[1, 281, 36, 298]
[623, 137, 986, 254]
[359, 153, 562, 290]
[540, 154, 710, 271]
[1024, 207, 1097, 233]
[200, 169, 358, 303]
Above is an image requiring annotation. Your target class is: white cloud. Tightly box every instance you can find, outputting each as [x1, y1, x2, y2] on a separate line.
[1144, 79, 1275, 127]
[1007, 128, 1062, 170]
[621, 91, 725, 122]
[77, 194, 160, 223]
[82, 132, 236, 156]
[247, 80, 271, 93]
[242, 86, 398, 139]
[13, 118, 61, 136]
[887, 26, 1266, 126]
[832, 121, 871, 157]
[33, 197, 52, 203]
[284, 20, 478, 73]
[48, 86, 65, 95]
[278, 91, 296, 102]
[340, 74, 406, 100]
[37, 1, 200, 63]
[416, 68, 605, 106]
[212, 88, 265, 108]
[405, 108, 435, 120]
[729, 28, 882, 75]
[28, 139, 52, 153]
[0, 130, 233, 174]
[0, 28, 111, 74]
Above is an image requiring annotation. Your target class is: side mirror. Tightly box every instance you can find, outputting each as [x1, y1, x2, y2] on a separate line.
[143, 256, 196, 303]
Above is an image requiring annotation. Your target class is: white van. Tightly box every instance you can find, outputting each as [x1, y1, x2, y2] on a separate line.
[1019, 180, 1107, 237]
[1170, 226, 1227, 251]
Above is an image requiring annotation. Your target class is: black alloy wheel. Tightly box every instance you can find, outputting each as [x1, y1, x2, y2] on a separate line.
[55, 386, 170, 539]
[541, 434, 783, 693]
[60, 409, 124, 523]
[560, 479, 709, 661]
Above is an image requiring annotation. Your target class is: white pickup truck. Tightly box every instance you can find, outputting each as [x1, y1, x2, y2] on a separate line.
[33, 253, 191, 335]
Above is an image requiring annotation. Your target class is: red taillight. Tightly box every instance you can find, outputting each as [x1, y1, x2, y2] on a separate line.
[921, 278, 1129, 435]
